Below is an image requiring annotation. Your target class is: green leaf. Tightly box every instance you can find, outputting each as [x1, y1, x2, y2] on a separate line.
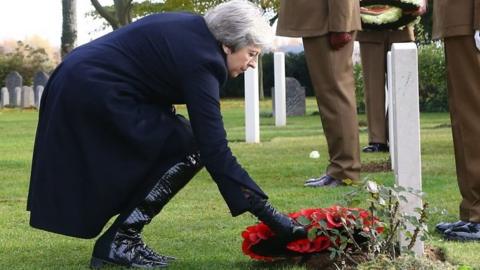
[308, 227, 318, 241]
[329, 249, 337, 260]
[296, 215, 311, 226]
[343, 178, 354, 186]
[319, 219, 328, 229]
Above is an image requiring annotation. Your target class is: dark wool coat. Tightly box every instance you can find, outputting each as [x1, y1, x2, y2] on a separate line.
[27, 13, 267, 239]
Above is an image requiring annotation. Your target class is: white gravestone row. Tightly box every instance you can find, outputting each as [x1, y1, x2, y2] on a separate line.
[1, 71, 49, 108]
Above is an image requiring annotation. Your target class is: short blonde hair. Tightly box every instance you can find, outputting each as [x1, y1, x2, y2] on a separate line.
[204, 0, 273, 51]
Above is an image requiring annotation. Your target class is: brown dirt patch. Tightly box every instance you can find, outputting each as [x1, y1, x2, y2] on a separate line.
[280, 245, 446, 269]
[424, 245, 447, 262]
[361, 159, 392, 173]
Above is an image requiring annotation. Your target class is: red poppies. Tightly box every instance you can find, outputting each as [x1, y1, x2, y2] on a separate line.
[241, 206, 383, 260]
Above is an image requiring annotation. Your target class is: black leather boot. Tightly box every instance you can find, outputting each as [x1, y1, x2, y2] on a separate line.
[243, 189, 307, 241]
[91, 153, 203, 269]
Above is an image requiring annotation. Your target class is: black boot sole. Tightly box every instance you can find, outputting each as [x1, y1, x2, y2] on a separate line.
[90, 257, 168, 269]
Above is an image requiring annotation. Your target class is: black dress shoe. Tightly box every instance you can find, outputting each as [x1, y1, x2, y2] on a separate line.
[362, 143, 389, 153]
[304, 175, 344, 187]
[443, 222, 480, 241]
[435, 220, 468, 233]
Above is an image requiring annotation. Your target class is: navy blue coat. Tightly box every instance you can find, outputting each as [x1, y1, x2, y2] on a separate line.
[27, 13, 267, 239]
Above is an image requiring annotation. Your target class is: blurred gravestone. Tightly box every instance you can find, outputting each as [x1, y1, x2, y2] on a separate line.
[285, 77, 306, 116]
[13, 87, 22, 107]
[6, 71, 23, 107]
[21, 86, 35, 108]
[35, 86, 44, 108]
[33, 71, 49, 106]
[1, 87, 9, 108]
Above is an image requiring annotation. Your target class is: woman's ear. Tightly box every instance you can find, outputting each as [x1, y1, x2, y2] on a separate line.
[222, 44, 231, 55]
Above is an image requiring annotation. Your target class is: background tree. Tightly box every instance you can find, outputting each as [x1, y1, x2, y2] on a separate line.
[88, 0, 223, 30]
[0, 41, 55, 86]
[90, 0, 133, 30]
[87, 0, 280, 99]
[61, 0, 77, 59]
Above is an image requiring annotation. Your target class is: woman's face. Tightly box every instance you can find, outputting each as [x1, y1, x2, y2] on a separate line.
[223, 45, 261, 78]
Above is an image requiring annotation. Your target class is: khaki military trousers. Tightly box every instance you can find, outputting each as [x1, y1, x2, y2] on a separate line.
[303, 34, 361, 182]
[359, 30, 414, 144]
[445, 35, 480, 222]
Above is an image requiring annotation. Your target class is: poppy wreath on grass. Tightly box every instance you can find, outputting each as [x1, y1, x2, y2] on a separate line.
[360, 0, 422, 31]
[241, 206, 384, 261]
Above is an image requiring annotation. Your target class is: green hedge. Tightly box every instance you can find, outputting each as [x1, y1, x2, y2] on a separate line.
[222, 43, 448, 113]
[1, 42, 447, 113]
[417, 42, 448, 112]
[353, 43, 447, 113]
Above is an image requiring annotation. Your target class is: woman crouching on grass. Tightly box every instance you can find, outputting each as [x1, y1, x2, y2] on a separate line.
[27, 0, 306, 268]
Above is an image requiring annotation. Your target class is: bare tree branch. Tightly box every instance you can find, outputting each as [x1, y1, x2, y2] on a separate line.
[90, 0, 119, 29]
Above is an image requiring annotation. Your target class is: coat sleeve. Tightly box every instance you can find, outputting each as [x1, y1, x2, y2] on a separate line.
[181, 65, 267, 206]
[475, 0, 480, 30]
[328, 0, 356, 32]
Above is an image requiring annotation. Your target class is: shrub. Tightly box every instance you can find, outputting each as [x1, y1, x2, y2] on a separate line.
[354, 63, 365, 114]
[418, 42, 448, 112]
[328, 180, 430, 267]
[0, 41, 55, 86]
[354, 42, 448, 113]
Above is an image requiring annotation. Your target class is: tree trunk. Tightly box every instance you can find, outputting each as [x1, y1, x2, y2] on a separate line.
[61, 0, 77, 59]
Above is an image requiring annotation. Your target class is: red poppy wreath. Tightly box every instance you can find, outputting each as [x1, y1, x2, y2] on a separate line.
[360, 0, 422, 31]
[241, 206, 384, 261]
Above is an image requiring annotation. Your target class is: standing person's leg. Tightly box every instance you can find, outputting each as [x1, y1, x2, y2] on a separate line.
[437, 36, 480, 241]
[360, 40, 389, 152]
[302, 34, 361, 187]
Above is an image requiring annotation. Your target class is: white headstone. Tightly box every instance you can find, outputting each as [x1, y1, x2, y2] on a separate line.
[244, 68, 260, 143]
[1, 87, 9, 108]
[21, 86, 35, 108]
[389, 43, 423, 256]
[35, 86, 44, 109]
[274, 52, 286, 126]
[14, 87, 22, 107]
[387, 51, 395, 170]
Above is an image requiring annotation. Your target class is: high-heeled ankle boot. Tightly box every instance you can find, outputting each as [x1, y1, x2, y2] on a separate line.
[90, 153, 203, 269]
[244, 189, 307, 241]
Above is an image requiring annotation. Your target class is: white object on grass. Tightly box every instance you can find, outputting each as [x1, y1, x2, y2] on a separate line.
[309, 151, 320, 159]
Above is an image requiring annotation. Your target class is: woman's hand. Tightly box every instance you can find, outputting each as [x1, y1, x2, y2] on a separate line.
[407, 0, 427, 16]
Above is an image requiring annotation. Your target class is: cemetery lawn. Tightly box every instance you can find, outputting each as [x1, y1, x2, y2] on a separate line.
[0, 98, 478, 270]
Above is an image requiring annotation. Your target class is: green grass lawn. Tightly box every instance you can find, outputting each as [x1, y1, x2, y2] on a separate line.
[0, 98, 478, 269]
